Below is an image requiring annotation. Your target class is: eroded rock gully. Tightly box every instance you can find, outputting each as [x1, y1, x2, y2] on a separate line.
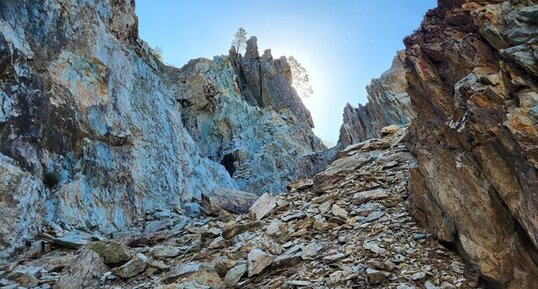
[0, 129, 480, 289]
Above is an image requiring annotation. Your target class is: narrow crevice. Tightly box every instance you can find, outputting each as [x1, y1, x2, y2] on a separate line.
[220, 153, 237, 177]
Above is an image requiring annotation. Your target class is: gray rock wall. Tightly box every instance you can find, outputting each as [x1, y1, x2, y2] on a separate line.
[0, 0, 328, 259]
[338, 51, 415, 148]
[164, 51, 328, 194]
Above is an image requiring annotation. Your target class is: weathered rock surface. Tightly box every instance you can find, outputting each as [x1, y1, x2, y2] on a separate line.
[0, 0, 330, 259]
[0, 0, 235, 259]
[54, 249, 107, 289]
[333, 1, 538, 287]
[87, 240, 133, 265]
[0, 154, 46, 261]
[230, 37, 315, 129]
[6, 266, 42, 288]
[249, 193, 278, 221]
[167, 41, 331, 194]
[338, 51, 415, 148]
[403, 1, 538, 288]
[113, 252, 148, 278]
[0, 130, 479, 289]
[247, 249, 275, 277]
[202, 188, 259, 215]
[53, 231, 99, 249]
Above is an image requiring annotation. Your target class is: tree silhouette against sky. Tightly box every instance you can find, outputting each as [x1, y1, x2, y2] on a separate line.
[231, 27, 247, 54]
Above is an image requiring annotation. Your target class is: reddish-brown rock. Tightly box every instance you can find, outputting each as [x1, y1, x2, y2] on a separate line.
[404, 1, 538, 288]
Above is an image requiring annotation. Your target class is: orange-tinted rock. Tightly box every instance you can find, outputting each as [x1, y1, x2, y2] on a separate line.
[404, 1, 538, 288]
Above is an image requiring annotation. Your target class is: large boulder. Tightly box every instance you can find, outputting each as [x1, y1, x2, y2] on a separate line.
[202, 187, 259, 215]
[87, 240, 133, 265]
[55, 249, 108, 289]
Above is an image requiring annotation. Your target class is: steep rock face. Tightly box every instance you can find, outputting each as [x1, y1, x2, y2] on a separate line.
[163, 49, 328, 194]
[404, 1, 538, 288]
[0, 0, 236, 259]
[229, 37, 316, 129]
[0, 0, 327, 259]
[338, 51, 415, 148]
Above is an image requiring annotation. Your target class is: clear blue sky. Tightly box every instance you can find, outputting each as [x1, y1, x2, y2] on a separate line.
[135, 1, 436, 143]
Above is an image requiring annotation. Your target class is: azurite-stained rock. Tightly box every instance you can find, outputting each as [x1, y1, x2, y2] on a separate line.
[338, 51, 415, 148]
[404, 1, 538, 287]
[0, 155, 46, 260]
[0, 0, 330, 258]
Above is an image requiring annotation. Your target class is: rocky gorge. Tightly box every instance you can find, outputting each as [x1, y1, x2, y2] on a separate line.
[1, 0, 537, 288]
[0, 129, 481, 289]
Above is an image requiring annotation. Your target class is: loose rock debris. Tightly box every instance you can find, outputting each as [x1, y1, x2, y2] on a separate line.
[0, 129, 481, 289]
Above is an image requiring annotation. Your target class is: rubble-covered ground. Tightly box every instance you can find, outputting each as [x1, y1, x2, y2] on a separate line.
[0, 129, 481, 289]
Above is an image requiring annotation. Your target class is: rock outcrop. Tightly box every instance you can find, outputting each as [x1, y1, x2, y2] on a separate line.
[164, 39, 329, 194]
[335, 1, 538, 286]
[0, 0, 328, 260]
[338, 51, 415, 148]
[404, 1, 538, 288]
[229, 36, 315, 129]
